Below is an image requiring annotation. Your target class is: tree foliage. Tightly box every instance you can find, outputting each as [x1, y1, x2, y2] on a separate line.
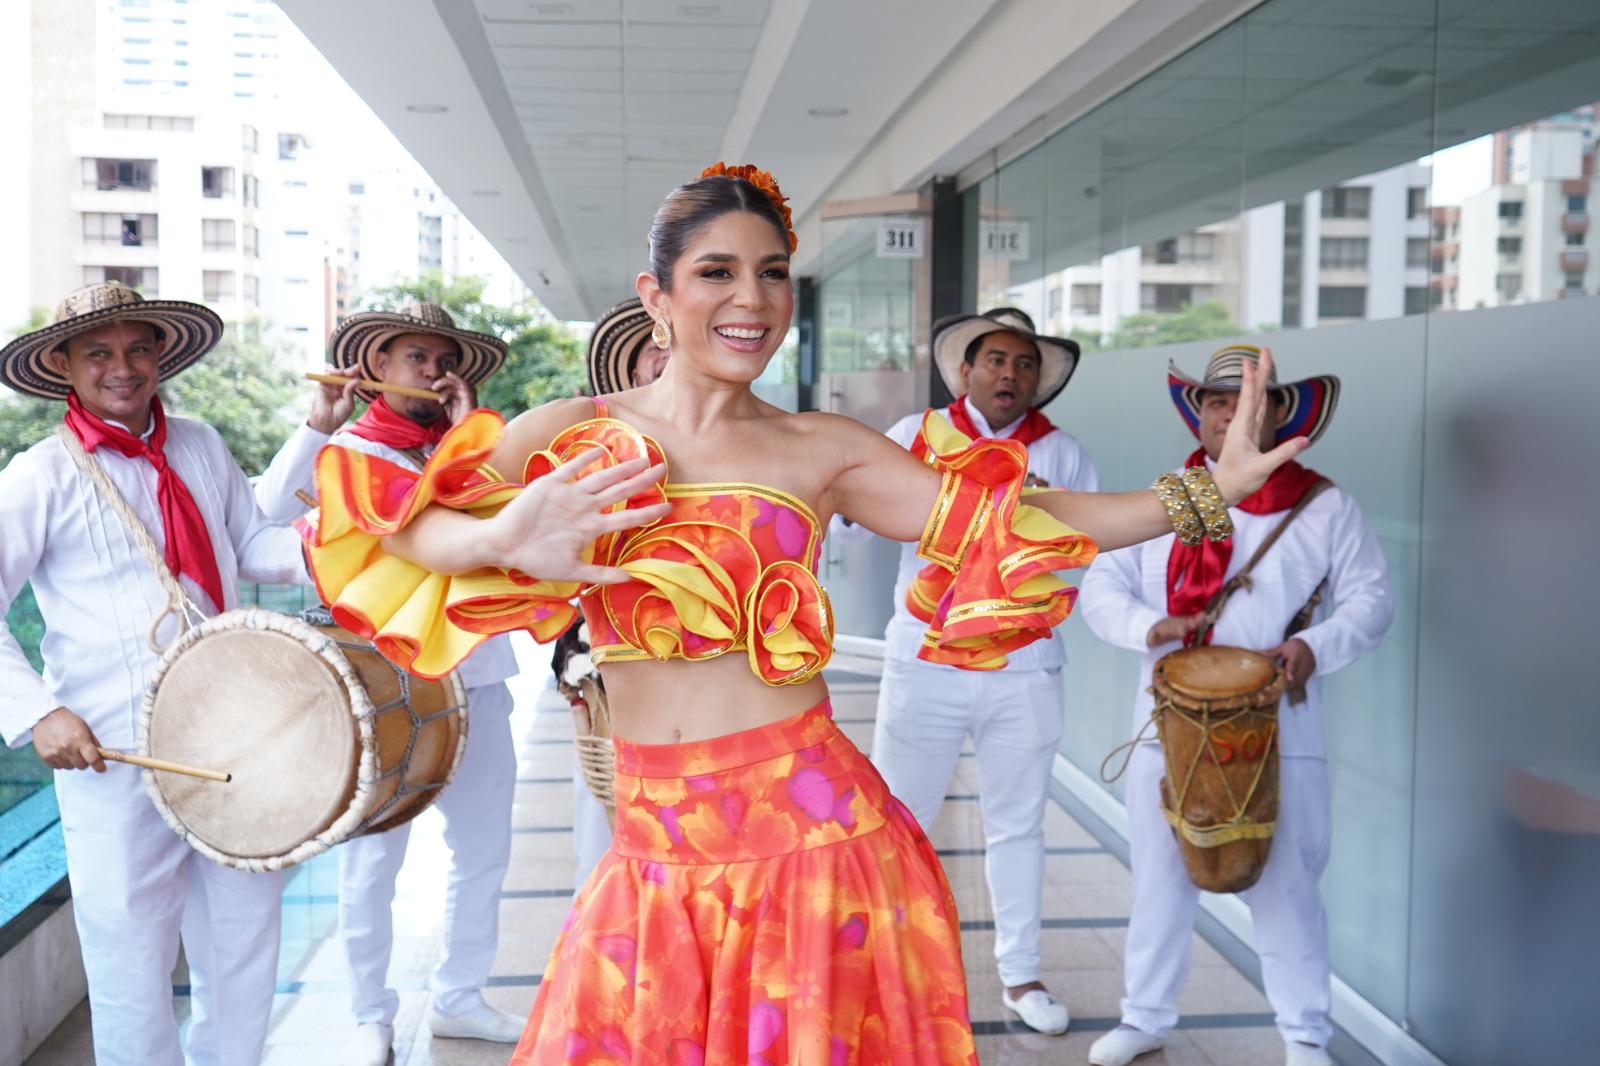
[1096, 300, 1256, 351]
[164, 327, 300, 476]
[358, 273, 587, 416]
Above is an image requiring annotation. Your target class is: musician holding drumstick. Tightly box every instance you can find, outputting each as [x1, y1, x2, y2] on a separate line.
[1079, 346, 1395, 1066]
[256, 303, 527, 1064]
[0, 282, 349, 1066]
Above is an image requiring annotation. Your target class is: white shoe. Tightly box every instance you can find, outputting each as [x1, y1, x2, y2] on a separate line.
[427, 1001, 526, 1043]
[1001, 988, 1070, 1034]
[1285, 1043, 1332, 1066]
[1088, 1025, 1164, 1066]
[340, 1022, 394, 1066]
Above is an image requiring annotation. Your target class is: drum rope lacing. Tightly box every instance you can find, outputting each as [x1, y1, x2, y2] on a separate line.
[1153, 699, 1278, 848]
[324, 632, 465, 830]
[55, 424, 207, 652]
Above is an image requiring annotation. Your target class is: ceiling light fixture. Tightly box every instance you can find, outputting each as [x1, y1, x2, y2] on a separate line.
[470, 190, 502, 197]
[680, 4, 719, 16]
[405, 103, 449, 113]
[807, 106, 849, 118]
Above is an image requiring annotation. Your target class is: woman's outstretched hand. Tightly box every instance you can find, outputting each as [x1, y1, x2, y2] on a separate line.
[1210, 348, 1310, 505]
[484, 449, 669, 585]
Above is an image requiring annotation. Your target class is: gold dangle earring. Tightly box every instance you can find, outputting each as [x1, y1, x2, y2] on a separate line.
[651, 317, 673, 349]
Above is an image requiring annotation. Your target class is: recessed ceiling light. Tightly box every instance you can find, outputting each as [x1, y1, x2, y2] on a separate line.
[533, 2, 575, 14]
[505, 237, 530, 243]
[470, 190, 501, 197]
[807, 106, 849, 118]
[406, 104, 449, 113]
[680, 4, 719, 16]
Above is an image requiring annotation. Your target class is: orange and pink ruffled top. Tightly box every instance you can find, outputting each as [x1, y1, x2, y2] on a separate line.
[296, 402, 1097, 681]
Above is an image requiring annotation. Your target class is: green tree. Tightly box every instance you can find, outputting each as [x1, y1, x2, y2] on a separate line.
[359, 273, 587, 415]
[1102, 300, 1249, 350]
[164, 326, 299, 475]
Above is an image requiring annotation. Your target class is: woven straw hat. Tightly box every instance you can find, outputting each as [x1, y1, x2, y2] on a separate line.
[330, 303, 507, 401]
[931, 308, 1080, 408]
[1168, 344, 1340, 446]
[0, 282, 223, 400]
[586, 298, 656, 396]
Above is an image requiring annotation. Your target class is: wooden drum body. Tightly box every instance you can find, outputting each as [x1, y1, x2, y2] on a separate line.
[138, 607, 467, 871]
[1151, 645, 1286, 894]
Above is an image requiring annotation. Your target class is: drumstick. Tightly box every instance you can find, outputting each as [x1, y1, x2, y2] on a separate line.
[303, 372, 439, 401]
[98, 748, 232, 783]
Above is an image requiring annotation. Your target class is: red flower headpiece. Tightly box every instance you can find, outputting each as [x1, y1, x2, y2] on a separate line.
[700, 162, 798, 253]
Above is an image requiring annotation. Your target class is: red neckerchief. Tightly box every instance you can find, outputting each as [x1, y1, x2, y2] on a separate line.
[914, 396, 1057, 460]
[64, 392, 227, 612]
[349, 395, 448, 450]
[1166, 447, 1325, 641]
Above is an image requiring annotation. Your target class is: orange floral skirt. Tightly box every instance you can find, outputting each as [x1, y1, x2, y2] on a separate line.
[510, 701, 977, 1065]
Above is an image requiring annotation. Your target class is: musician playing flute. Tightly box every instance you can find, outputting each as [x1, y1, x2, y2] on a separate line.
[0, 282, 347, 1066]
[254, 302, 527, 1064]
[1078, 346, 1394, 1066]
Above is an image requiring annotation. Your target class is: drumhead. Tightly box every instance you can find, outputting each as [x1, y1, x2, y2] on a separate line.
[1155, 645, 1283, 707]
[140, 609, 367, 870]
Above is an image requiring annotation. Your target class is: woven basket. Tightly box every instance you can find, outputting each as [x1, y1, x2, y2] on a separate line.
[572, 676, 616, 829]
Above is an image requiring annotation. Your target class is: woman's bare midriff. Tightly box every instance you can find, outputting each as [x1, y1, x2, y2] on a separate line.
[600, 653, 830, 745]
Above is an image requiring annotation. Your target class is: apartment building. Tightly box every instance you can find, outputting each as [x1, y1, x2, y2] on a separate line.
[1458, 117, 1597, 310]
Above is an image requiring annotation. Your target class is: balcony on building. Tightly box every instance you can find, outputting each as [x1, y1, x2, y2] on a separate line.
[1561, 210, 1589, 232]
[1560, 247, 1588, 271]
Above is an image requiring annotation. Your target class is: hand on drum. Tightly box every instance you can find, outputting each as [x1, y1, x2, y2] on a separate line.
[1147, 614, 1205, 648]
[1210, 348, 1309, 505]
[32, 707, 106, 772]
[1262, 637, 1316, 688]
[485, 448, 670, 585]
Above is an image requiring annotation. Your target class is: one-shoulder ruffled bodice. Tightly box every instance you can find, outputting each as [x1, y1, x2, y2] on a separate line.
[297, 402, 1096, 683]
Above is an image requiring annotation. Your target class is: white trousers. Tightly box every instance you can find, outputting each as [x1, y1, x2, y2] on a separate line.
[571, 753, 612, 891]
[56, 762, 283, 1066]
[1122, 743, 1333, 1047]
[340, 681, 515, 1025]
[871, 657, 1064, 987]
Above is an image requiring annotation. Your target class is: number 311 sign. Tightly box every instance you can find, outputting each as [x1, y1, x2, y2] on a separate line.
[876, 217, 925, 259]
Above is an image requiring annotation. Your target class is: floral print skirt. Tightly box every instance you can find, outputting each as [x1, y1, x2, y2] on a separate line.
[510, 700, 977, 1065]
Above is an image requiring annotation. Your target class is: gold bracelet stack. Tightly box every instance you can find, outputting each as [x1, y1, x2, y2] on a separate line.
[1180, 467, 1234, 542]
[1152, 473, 1204, 546]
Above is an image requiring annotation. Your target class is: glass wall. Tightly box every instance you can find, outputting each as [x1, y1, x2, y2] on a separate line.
[964, 0, 1600, 1060]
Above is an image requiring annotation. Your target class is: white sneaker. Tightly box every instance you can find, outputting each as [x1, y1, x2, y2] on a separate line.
[1001, 988, 1070, 1034]
[1088, 1025, 1164, 1066]
[1285, 1043, 1332, 1066]
[427, 1001, 526, 1043]
[340, 1022, 394, 1066]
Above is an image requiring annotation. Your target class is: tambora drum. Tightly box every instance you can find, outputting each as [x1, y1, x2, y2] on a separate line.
[1150, 644, 1286, 893]
[138, 607, 467, 871]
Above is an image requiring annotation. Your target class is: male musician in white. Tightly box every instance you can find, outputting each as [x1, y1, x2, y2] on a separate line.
[834, 308, 1097, 1034]
[255, 303, 524, 1065]
[1079, 346, 1394, 1066]
[0, 283, 346, 1066]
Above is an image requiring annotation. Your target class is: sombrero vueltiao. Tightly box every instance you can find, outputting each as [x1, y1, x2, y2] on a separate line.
[1168, 344, 1340, 446]
[587, 298, 655, 396]
[932, 308, 1080, 408]
[0, 282, 223, 400]
[330, 303, 508, 402]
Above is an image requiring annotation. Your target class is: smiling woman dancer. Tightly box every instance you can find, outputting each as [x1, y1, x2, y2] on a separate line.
[299, 163, 1303, 1065]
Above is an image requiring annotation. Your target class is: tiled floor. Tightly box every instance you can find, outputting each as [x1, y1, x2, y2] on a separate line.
[25, 641, 1290, 1065]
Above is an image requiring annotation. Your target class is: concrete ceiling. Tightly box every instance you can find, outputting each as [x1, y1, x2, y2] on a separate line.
[275, 0, 1025, 319]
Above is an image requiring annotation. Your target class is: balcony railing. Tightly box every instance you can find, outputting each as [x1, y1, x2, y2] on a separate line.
[1563, 211, 1590, 231]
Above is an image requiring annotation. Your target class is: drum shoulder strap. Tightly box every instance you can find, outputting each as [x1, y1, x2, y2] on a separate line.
[1195, 478, 1335, 645]
[52, 424, 204, 650]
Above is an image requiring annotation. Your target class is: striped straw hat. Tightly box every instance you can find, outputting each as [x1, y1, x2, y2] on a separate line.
[1168, 344, 1339, 446]
[0, 282, 222, 400]
[586, 298, 656, 396]
[330, 303, 507, 402]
